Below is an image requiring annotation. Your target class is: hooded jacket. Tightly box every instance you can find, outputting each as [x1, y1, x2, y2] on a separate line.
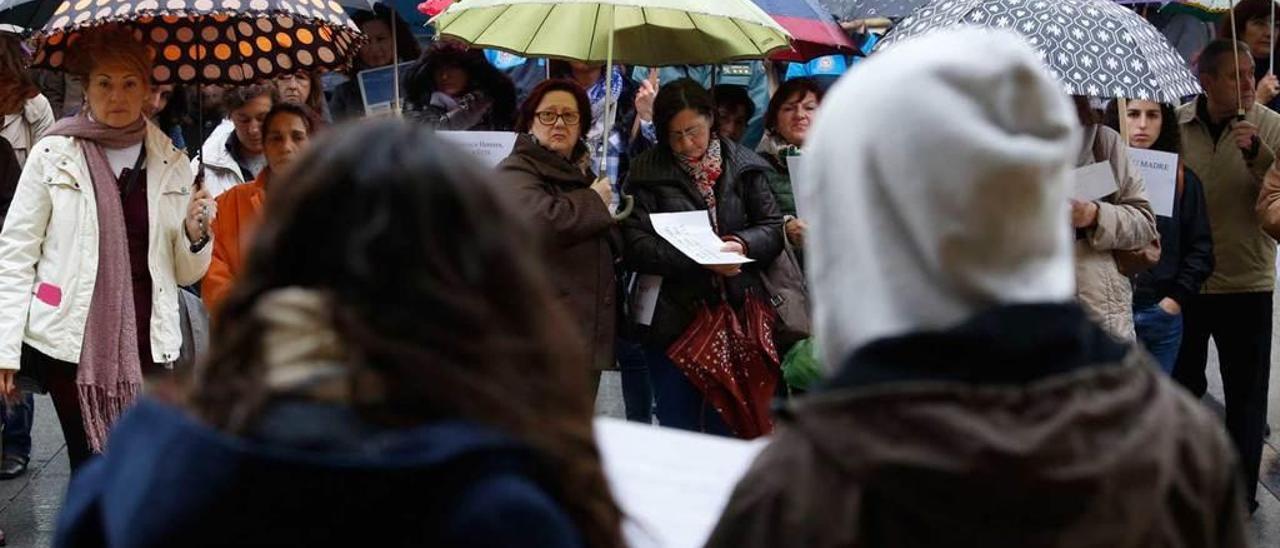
[500, 135, 619, 370]
[55, 399, 585, 548]
[706, 304, 1247, 548]
[620, 136, 784, 349]
[710, 28, 1247, 548]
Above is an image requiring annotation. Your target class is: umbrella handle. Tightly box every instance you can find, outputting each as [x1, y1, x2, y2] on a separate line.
[613, 194, 634, 221]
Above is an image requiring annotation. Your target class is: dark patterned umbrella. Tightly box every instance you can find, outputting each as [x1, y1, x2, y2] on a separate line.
[876, 0, 1201, 102]
[30, 0, 365, 84]
[818, 0, 929, 20]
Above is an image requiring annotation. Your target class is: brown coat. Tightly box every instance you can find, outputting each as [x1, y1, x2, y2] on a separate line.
[500, 135, 620, 370]
[706, 304, 1248, 548]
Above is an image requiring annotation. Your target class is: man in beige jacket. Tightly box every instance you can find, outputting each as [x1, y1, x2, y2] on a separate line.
[1175, 39, 1280, 514]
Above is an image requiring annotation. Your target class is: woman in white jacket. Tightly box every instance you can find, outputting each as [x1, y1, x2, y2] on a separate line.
[0, 26, 214, 470]
[0, 32, 54, 168]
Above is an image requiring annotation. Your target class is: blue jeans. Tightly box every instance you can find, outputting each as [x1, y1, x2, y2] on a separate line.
[644, 347, 732, 436]
[616, 339, 653, 423]
[2, 393, 33, 460]
[1134, 302, 1183, 373]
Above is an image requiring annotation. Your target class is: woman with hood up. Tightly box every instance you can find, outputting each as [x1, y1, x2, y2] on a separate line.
[706, 28, 1248, 548]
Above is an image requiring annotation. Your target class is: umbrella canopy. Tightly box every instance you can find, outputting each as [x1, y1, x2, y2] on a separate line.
[753, 0, 858, 61]
[431, 0, 792, 66]
[817, 0, 929, 20]
[876, 0, 1201, 102]
[0, 0, 57, 29]
[31, 0, 365, 85]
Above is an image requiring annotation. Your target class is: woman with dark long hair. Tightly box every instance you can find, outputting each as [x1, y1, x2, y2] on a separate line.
[54, 120, 624, 548]
[1104, 100, 1214, 374]
[0, 32, 54, 167]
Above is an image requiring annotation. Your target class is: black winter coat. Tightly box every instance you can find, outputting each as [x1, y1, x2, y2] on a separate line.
[621, 137, 784, 349]
[1131, 167, 1214, 308]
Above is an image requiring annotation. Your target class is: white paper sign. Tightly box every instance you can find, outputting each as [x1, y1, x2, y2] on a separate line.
[1072, 162, 1119, 202]
[632, 275, 662, 326]
[436, 131, 518, 169]
[785, 155, 806, 216]
[594, 418, 768, 548]
[1127, 148, 1177, 217]
[650, 211, 754, 265]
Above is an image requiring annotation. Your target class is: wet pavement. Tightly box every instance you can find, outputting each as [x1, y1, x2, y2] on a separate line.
[0, 356, 1274, 547]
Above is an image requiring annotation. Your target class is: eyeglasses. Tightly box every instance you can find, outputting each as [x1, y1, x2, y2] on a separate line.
[536, 111, 580, 126]
[668, 122, 709, 143]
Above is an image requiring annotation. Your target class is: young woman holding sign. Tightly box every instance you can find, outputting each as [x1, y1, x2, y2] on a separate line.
[1105, 99, 1214, 373]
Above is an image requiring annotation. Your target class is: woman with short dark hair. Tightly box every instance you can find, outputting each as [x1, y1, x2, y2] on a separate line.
[759, 77, 824, 248]
[620, 78, 784, 437]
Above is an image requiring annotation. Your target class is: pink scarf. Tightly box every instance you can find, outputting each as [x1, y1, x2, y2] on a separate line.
[46, 113, 147, 452]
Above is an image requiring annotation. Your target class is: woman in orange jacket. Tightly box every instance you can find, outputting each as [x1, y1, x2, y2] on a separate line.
[204, 103, 318, 315]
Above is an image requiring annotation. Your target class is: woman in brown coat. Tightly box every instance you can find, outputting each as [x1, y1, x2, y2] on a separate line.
[500, 79, 619, 390]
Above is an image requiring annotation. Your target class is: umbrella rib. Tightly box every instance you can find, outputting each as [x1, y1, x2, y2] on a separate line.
[522, 5, 554, 55]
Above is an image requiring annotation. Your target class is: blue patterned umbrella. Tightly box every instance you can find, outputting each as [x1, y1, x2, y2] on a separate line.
[877, 0, 1202, 102]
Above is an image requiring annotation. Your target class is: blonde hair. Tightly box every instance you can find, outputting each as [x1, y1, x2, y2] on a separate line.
[65, 24, 152, 84]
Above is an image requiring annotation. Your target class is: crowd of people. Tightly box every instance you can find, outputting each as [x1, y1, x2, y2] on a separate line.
[0, 1, 1275, 546]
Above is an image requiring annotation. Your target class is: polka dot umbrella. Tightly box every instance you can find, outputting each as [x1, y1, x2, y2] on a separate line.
[29, 0, 365, 85]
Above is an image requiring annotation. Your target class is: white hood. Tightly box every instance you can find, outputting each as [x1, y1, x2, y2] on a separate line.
[802, 28, 1080, 367]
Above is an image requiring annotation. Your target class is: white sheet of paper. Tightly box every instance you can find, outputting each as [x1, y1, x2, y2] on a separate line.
[1127, 148, 1177, 217]
[785, 155, 806, 217]
[436, 131, 519, 170]
[594, 418, 768, 548]
[632, 275, 662, 326]
[650, 211, 754, 265]
[1072, 162, 1119, 202]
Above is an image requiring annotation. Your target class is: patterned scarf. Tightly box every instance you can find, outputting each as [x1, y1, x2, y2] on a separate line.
[45, 112, 148, 452]
[586, 67, 626, 183]
[676, 138, 724, 214]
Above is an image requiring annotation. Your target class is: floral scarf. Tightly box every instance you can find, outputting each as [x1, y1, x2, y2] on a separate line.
[676, 138, 724, 225]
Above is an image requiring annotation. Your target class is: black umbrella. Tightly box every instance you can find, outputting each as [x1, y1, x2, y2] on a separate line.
[0, 0, 58, 29]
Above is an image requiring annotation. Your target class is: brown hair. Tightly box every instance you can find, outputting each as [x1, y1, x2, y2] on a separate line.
[222, 82, 278, 113]
[188, 120, 624, 548]
[64, 24, 152, 82]
[0, 33, 38, 116]
[516, 78, 592, 138]
[1219, 0, 1275, 49]
[765, 77, 824, 135]
[262, 102, 320, 138]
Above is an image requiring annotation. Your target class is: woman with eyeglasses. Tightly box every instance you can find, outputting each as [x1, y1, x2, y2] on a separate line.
[618, 79, 784, 436]
[501, 80, 619, 395]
